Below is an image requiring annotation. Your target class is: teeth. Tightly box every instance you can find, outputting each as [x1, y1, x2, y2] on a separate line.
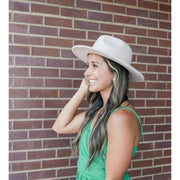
[89, 80, 96, 83]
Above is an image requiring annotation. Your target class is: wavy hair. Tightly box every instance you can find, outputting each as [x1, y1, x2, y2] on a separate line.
[71, 57, 129, 167]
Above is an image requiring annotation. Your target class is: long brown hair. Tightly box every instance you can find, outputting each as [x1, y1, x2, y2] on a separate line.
[72, 57, 129, 167]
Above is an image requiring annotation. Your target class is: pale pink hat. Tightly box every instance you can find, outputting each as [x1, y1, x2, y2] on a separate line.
[72, 35, 144, 82]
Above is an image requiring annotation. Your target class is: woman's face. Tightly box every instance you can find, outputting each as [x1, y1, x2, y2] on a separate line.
[84, 54, 113, 94]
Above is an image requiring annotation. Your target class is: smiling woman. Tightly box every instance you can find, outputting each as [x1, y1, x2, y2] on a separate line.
[52, 35, 144, 180]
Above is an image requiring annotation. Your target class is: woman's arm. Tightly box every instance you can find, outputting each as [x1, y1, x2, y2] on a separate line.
[52, 79, 88, 134]
[105, 109, 137, 180]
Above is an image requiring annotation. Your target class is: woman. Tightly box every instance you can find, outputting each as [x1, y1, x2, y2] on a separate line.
[52, 35, 144, 180]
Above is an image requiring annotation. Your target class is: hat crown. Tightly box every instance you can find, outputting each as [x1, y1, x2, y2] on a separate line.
[92, 35, 132, 65]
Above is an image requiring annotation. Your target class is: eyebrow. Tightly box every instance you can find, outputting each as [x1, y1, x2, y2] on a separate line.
[87, 61, 100, 65]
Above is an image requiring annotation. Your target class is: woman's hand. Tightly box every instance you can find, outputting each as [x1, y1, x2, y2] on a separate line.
[78, 78, 89, 97]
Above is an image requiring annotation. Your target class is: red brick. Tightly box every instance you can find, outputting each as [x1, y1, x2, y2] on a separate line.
[9, 131, 28, 140]
[146, 99, 166, 107]
[137, 55, 157, 64]
[136, 90, 156, 98]
[74, 20, 99, 30]
[143, 167, 161, 175]
[157, 91, 171, 98]
[159, 39, 171, 47]
[9, 89, 28, 98]
[14, 99, 43, 108]
[164, 149, 171, 156]
[88, 11, 112, 22]
[138, 18, 158, 28]
[154, 157, 171, 166]
[163, 165, 171, 172]
[125, 27, 146, 36]
[12, 161, 41, 171]
[61, 8, 87, 18]
[147, 65, 167, 73]
[31, 3, 59, 15]
[14, 78, 44, 87]
[32, 47, 60, 57]
[138, 0, 158, 10]
[57, 149, 71, 157]
[45, 17, 72, 27]
[154, 173, 171, 180]
[115, 35, 136, 44]
[128, 169, 141, 177]
[57, 167, 77, 177]
[42, 159, 68, 168]
[157, 108, 171, 115]
[45, 79, 72, 87]
[14, 13, 43, 24]
[133, 160, 152, 168]
[137, 37, 158, 46]
[47, 0, 74, 7]
[9, 110, 28, 119]
[9, 45, 30, 55]
[148, 29, 167, 38]
[156, 125, 171, 132]
[9, 23, 28, 33]
[160, 3, 171, 12]
[30, 25, 58, 36]
[31, 68, 59, 77]
[9, 67, 29, 77]
[29, 130, 57, 139]
[61, 69, 84, 78]
[47, 59, 73, 68]
[60, 89, 76, 98]
[76, 0, 101, 10]
[28, 170, 56, 179]
[30, 110, 58, 119]
[60, 29, 86, 39]
[103, 4, 125, 13]
[144, 133, 163, 141]
[158, 74, 171, 81]
[43, 139, 70, 148]
[165, 133, 171, 140]
[149, 47, 168, 55]
[30, 89, 58, 98]
[160, 21, 171, 30]
[147, 82, 166, 90]
[101, 23, 123, 33]
[61, 49, 76, 58]
[145, 116, 164, 124]
[9, 173, 27, 180]
[15, 57, 45, 66]
[9, 152, 26, 161]
[114, 15, 136, 24]
[114, 0, 136, 6]
[14, 35, 43, 45]
[127, 8, 148, 17]
[45, 100, 68, 108]
[28, 150, 56, 160]
[9, 1, 29, 12]
[155, 141, 171, 149]
[13, 121, 42, 130]
[45, 37, 72, 48]
[13, 140, 42, 150]
[143, 150, 162, 159]
[131, 45, 147, 54]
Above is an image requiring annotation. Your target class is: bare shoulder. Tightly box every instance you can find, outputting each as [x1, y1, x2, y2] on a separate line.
[107, 107, 137, 135]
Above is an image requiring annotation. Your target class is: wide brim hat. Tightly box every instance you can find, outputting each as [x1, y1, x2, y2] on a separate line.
[72, 35, 144, 82]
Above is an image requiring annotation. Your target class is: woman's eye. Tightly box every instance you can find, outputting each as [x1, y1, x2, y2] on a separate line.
[93, 64, 98, 68]
[86, 64, 89, 68]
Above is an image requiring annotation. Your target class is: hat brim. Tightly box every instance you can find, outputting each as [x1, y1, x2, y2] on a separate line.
[72, 45, 144, 82]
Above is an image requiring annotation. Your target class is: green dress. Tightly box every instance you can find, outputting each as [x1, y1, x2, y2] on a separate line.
[76, 106, 143, 180]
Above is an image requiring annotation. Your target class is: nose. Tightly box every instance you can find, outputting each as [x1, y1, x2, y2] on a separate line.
[84, 66, 91, 76]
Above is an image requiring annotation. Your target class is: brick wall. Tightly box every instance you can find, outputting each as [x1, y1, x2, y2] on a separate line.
[9, 0, 171, 179]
